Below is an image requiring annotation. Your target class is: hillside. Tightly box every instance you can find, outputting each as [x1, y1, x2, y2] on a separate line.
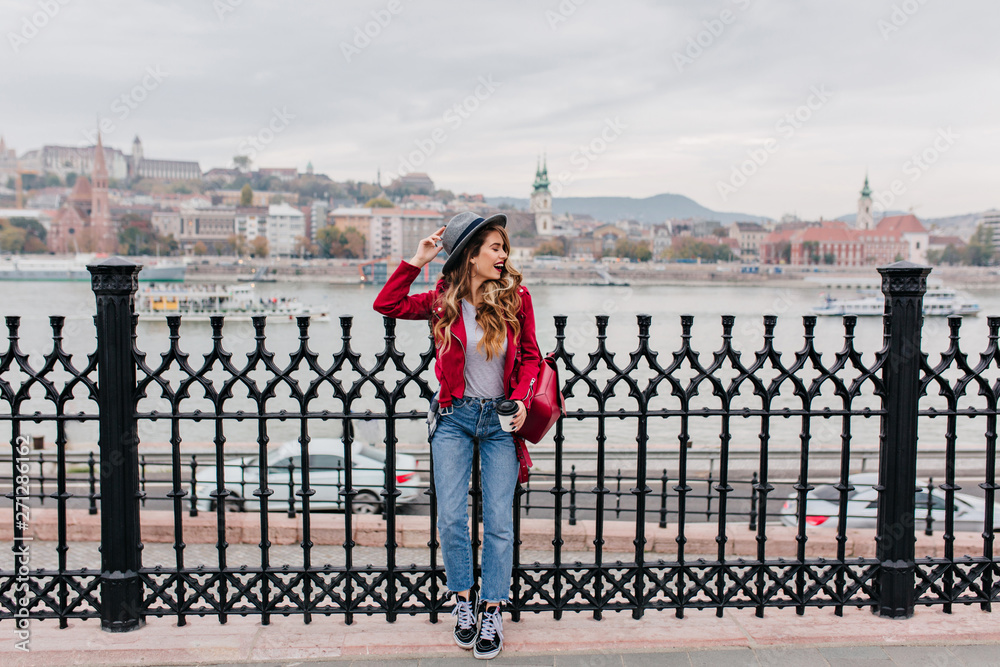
[487, 193, 767, 224]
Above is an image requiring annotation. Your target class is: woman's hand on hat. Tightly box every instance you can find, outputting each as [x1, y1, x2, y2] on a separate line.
[410, 226, 447, 268]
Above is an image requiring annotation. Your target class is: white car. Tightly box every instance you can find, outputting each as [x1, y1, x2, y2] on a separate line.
[779, 473, 999, 532]
[194, 438, 424, 514]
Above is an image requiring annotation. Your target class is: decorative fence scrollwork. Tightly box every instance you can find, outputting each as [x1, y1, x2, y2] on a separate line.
[1, 259, 997, 631]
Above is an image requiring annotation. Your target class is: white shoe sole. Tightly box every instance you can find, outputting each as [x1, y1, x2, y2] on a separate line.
[473, 642, 502, 659]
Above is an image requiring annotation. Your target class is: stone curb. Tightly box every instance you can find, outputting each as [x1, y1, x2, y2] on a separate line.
[1, 508, 985, 558]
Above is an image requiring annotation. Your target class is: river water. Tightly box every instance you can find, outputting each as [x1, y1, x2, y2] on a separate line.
[2, 278, 998, 460]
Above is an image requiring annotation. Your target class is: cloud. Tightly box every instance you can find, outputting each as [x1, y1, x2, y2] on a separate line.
[2, 0, 998, 219]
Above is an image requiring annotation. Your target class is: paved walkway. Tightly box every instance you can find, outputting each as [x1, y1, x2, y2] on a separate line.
[4, 603, 999, 666]
[186, 645, 1000, 665]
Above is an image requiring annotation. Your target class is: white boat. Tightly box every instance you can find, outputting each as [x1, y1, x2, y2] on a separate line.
[136, 284, 330, 322]
[0, 254, 186, 282]
[812, 288, 980, 317]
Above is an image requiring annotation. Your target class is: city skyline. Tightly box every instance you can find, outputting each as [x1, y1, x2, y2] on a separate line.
[3, 0, 998, 220]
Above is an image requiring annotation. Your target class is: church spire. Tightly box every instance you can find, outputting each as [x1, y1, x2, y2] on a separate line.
[860, 171, 871, 198]
[532, 154, 550, 192]
[93, 130, 108, 185]
[90, 128, 113, 253]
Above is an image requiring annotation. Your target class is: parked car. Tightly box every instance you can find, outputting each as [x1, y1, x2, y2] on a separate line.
[779, 473, 999, 532]
[194, 438, 424, 514]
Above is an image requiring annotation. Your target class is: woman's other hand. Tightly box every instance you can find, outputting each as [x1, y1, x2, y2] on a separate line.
[511, 400, 527, 431]
[409, 225, 446, 268]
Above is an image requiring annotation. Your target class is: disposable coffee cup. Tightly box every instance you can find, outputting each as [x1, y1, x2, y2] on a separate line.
[496, 400, 518, 432]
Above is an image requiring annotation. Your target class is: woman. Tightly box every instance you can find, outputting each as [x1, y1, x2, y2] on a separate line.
[373, 211, 541, 660]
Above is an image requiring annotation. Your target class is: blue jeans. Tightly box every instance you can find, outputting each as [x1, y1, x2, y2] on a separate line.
[431, 396, 518, 603]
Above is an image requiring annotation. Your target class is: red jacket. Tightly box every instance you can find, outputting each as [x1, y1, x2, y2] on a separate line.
[373, 260, 542, 410]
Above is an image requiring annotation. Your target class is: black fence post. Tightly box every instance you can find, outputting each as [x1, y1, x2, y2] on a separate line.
[875, 260, 931, 619]
[88, 257, 144, 632]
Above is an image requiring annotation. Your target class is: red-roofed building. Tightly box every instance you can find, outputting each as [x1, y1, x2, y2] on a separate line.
[772, 215, 928, 266]
[875, 214, 930, 262]
[760, 226, 800, 264]
[929, 235, 966, 250]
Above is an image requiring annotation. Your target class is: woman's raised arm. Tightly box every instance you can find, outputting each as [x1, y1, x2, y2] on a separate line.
[372, 226, 447, 320]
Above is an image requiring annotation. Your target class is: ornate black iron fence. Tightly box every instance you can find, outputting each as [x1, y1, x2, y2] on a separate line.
[1, 259, 997, 632]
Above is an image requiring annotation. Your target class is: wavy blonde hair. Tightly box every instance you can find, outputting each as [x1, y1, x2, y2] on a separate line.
[431, 222, 522, 360]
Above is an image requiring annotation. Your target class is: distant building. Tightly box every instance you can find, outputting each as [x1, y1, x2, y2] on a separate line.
[18, 136, 200, 183]
[330, 207, 373, 236]
[0, 136, 17, 181]
[389, 172, 435, 195]
[151, 211, 181, 238]
[299, 205, 312, 243]
[48, 131, 115, 253]
[615, 219, 643, 238]
[592, 223, 628, 255]
[400, 194, 447, 212]
[877, 213, 929, 263]
[509, 236, 547, 263]
[764, 214, 929, 266]
[310, 200, 329, 241]
[365, 208, 444, 259]
[503, 210, 540, 239]
[25, 186, 66, 210]
[258, 167, 298, 182]
[928, 234, 967, 254]
[178, 205, 236, 253]
[759, 225, 801, 264]
[235, 206, 268, 245]
[728, 221, 768, 262]
[203, 168, 241, 185]
[529, 158, 553, 235]
[21, 143, 130, 181]
[652, 225, 672, 259]
[979, 210, 1000, 252]
[128, 136, 201, 182]
[691, 220, 722, 237]
[266, 202, 306, 256]
[211, 190, 298, 207]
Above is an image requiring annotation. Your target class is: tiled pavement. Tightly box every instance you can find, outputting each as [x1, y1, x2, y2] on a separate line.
[181, 645, 1000, 665]
[4, 602, 999, 667]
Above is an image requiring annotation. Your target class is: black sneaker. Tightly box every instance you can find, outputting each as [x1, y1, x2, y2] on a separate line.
[473, 602, 503, 660]
[451, 593, 478, 649]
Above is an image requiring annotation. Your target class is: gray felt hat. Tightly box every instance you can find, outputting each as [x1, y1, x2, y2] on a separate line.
[440, 211, 507, 274]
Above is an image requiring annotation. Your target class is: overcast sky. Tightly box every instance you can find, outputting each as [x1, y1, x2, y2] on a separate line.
[3, 0, 997, 219]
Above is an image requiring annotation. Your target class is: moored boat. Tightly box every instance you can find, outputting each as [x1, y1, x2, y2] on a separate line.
[136, 284, 330, 322]
[812, 288, 980, 317]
